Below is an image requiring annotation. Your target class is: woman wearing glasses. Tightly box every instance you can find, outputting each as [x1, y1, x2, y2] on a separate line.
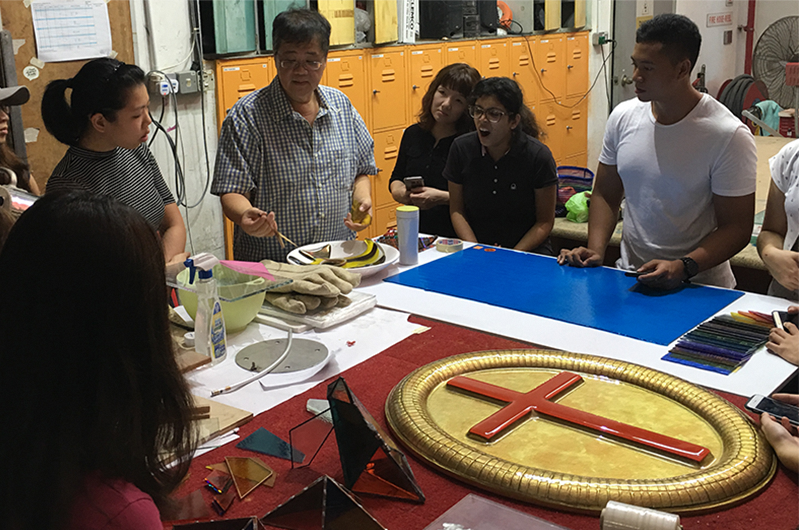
[389, 63, 480, 238]
[41, 58, 187, 264]
[0, 86, 39, 195]
[211, 8, 377, 263]
[445, 77, 557, 253]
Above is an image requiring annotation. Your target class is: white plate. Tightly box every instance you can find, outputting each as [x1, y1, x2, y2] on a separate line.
[287, 240, 399, 278]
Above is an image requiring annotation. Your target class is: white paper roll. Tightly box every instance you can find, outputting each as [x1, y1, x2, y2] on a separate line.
[600, 501, 682, 530]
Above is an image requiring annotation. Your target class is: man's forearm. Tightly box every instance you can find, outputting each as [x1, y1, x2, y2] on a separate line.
[586, 195, 620, 259]
[353, 175, 371, 205]
[686, 224, 751, 273]
[220, 193, 255, 226]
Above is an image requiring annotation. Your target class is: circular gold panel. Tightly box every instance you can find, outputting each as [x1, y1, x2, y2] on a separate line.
[385, 350, 776, 513]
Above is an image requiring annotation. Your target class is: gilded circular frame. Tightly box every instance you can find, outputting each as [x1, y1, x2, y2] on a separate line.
[385, 350, 776, 513]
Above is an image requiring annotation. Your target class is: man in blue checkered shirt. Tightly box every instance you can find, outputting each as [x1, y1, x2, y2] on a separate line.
[211, 8, 377, 262]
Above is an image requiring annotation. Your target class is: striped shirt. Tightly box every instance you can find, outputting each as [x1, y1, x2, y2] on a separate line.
[211, 76, 377, 262]
[45, 143, 174, 231]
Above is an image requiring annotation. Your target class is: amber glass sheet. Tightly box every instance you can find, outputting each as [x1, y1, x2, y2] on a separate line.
[205, 469, 233, 494]
[225, 456, 274, 499]
[289, 410, 335, 468]
[351, 447, 422, 501]
[211, 488, 237, 516]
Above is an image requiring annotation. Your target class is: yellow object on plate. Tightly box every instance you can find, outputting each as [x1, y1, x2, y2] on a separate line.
[350, 199, 372, 225]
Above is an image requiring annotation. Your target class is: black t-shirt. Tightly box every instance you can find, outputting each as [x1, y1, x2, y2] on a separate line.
[443, 131, 558, 249]
[389, 124, 458, 238]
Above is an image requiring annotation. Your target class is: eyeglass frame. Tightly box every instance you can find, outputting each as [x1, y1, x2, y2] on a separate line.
[469, 105, 509, 123]
[277, 58, 324, 71]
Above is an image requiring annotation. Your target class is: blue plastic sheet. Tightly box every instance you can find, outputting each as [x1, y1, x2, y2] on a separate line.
[384, 246, 744, 346]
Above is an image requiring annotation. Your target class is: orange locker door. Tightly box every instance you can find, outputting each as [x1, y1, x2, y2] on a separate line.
[444, 42, 477, 70]
[478, 40, 509, 79]
[538, 99, 564, 164]
[325, 50, 369, 125]
[408, 44, 444, 124]
[535, 35, 565, 103]
[369, 48, 407, 132]
[561, 97, 588, 160]
[565, 33, 589, 98]
[215, 59, 272, 128]
[510, 38, 537, 108]
[372, 129, 403, 209]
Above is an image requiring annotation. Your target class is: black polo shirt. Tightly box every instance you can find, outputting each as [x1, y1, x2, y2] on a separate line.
[389, 124, 458, 238]
[443, 131, 557, 249]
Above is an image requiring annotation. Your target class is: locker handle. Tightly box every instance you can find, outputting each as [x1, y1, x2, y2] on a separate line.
[567, 64, 573, 69]
[373, 89, 379, 95]
[412, 84, 418, 90]
[566, 125, 573, 130]
[541, 68, 546, 73]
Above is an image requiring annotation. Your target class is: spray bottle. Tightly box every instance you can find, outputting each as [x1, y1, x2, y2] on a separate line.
[185, 253, 227, 365]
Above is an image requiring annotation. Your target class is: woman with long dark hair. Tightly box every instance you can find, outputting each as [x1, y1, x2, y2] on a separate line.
[0, 85, 39, 194]
[42, 58, 187, 263]
[389, 63, 481, 237]
[445, 77, 557, 253]
[0, 192, 196, 529]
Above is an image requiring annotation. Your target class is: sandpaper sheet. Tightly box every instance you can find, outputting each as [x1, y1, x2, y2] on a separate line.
[384, 246, 744, 346]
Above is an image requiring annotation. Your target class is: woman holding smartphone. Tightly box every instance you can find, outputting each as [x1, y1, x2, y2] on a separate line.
[389, 63, 480, 238]
[445, 77, 557, 253]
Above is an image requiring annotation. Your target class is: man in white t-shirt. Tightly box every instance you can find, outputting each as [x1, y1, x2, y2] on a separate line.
[558, 14, 756, 290]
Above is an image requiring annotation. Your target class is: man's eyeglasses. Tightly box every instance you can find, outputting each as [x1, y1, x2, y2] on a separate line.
[469, 106, 507, 123]
[278, 59, 323, 71]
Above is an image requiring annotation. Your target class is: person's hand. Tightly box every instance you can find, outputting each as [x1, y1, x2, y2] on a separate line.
[391, 184, 413, 205]
[635, 259, 686, 290]
[762, 248, 799, 292]
[557, 246, 603, 267]
[344, 197, 373, 232]
[760, 393, 799, 473]
[767, 308, 799, 365]
[241, 208, 278, 238]
[409, 187, 448, 210]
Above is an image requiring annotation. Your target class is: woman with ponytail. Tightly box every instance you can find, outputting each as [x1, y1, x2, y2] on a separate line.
[444, 76, 558, 254]
[42, 58, 187, 263]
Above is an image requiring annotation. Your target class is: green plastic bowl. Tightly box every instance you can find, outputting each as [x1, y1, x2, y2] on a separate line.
[177, 265, 266, 333]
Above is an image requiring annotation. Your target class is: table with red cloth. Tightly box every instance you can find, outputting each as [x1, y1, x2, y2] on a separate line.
[171, 316, 799, 530]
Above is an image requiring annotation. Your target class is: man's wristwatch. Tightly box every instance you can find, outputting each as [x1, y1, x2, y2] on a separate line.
[680, 257, 699, 281]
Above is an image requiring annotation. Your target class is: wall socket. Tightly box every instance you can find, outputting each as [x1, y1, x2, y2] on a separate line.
[592, 31, 609, 46]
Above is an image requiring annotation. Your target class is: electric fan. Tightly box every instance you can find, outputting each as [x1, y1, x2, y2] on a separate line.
[752, 16, 798, 109]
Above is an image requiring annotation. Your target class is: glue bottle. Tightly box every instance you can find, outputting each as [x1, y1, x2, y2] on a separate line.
[185, 253, 227, 365]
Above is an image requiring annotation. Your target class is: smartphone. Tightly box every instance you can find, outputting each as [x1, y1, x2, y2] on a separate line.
[746, 394, 799, 426]
[772, 310, 799, 331]
[624, 270, 646, 278]
[404, 176, 425, 190]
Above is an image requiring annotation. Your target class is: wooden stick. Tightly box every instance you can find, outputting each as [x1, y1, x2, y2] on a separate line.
[276, 231, 299, 248]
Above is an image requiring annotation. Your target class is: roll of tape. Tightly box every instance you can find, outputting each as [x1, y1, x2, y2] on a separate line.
[601, 501, 681, 530]
[436, 238, 463, 253]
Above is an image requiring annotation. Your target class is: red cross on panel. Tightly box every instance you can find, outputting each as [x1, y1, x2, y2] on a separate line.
[447, 372, 711, 463]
